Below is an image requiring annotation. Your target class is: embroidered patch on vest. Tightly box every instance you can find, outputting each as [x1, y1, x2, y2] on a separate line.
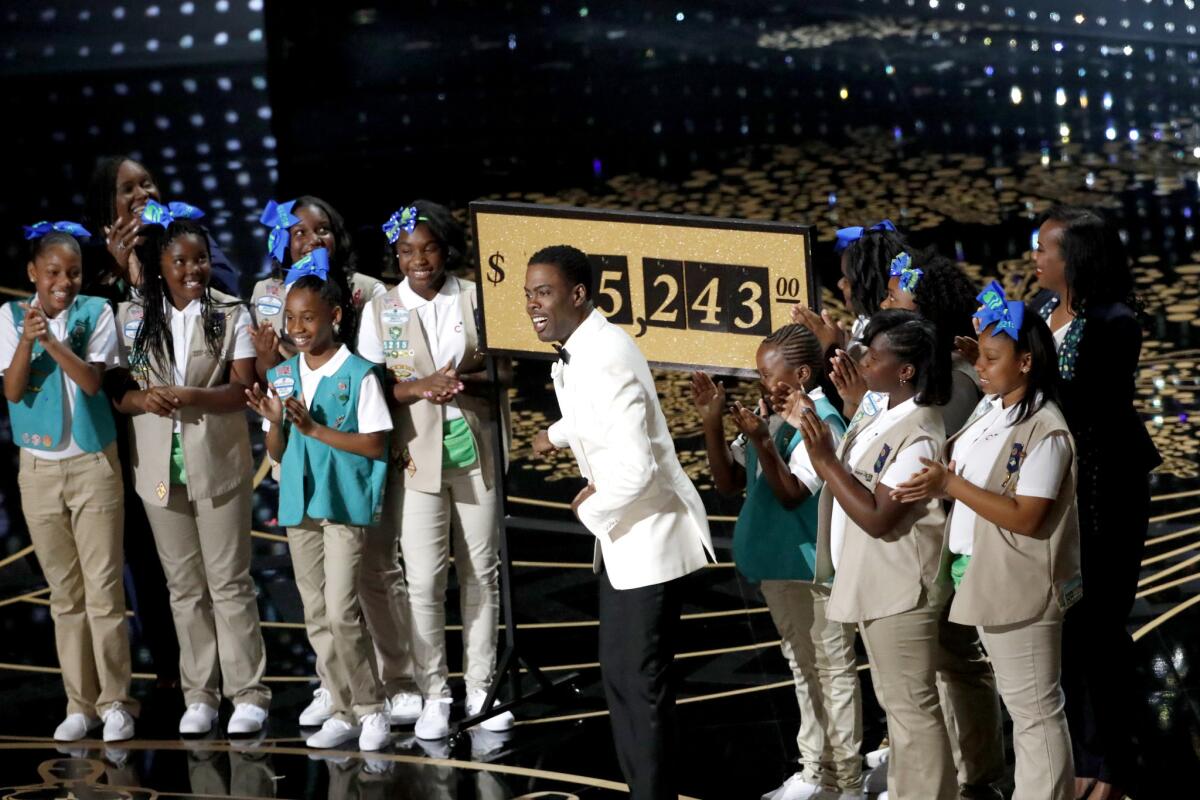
[272, 375, 296, 399]
[381, 306, 409, 325]
[255, 296, 283, 317]
[123, 320, 142, 340]
[41, 434, 52, 447]
[1001, 442, 1026, 492]
[30, 434, 41, 446]
[392, 366, 414, 381]
[873, 444, 892, 474]
[155, 481, 167, 500]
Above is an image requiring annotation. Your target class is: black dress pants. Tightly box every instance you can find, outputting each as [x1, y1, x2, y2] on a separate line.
[597, 569, 687, 800]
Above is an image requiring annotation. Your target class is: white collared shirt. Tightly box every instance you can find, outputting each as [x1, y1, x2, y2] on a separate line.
[947, 394, 1070, 556]
[262, 344, 392, 436]
[0, 298, 119, 460]
[829, 395, 938, 570]
[162, 299, 255, 433]
[358, 275, 467, 421]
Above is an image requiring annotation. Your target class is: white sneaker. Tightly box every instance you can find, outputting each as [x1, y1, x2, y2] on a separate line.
[865, 745, 890, 769]
[228, 703, 268, 735]
[358, 711, 391, 751]
[305, 717, 360, 749]
[101, 703, 135, 742]
[770, 774, 824, 800]
[414, 697, 452, 740]
[388, 691, 423, 724]
[179, 703, 219, 735]
[53, 713, 100, 742]
[464, 688, 515, 732]
[299, 687, 333, 727]
[815, 790, 864, 800]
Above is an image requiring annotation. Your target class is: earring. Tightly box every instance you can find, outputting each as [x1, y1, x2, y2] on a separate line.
[1021, 367, 1029, 373]
[899, 378, 908, 384]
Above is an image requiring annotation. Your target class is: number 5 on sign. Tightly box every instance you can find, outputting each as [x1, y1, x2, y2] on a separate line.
[589, 254, 633, 325]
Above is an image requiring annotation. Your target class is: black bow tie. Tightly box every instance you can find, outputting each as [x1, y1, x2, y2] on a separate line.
[554, 345, 570, 365]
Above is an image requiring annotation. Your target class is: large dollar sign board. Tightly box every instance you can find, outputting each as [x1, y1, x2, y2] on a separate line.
[472, 201, 816, 376]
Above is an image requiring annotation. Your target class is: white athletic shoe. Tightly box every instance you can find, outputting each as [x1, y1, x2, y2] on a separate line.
[865, 745, 890, 769]
[388, 691, 423, 724]
[178, 703, 219, 735]
[358, 711, 391, 751]
[414, 697, 452, 740]
[305, 717, 360, 749]
[228, 703, 268, 735]
[771, 774, 825, 800]
[299, 687, 333, 727]
[465, 688, 515, 732]
[101, 703, 135, 742]
[816, 789, 864, 800]
[54, 713, 100, 742]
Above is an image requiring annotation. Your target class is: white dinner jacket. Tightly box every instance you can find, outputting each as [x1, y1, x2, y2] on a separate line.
[548, 309, 715, 590]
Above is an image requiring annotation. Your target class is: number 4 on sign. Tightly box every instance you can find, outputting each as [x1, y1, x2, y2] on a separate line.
[691, 278, 723, 326]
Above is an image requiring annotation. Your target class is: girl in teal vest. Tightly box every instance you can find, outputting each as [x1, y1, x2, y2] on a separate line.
[691, 324, 864, 799]
[0, 225, 136, 743]
[246, 273, 393, 752]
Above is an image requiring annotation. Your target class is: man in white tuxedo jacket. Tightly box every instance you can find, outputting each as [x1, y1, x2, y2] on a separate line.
[526, 245, 715, 799]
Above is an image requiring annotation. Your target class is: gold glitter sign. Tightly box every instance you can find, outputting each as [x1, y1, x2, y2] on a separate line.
[471, 201, 815, 375]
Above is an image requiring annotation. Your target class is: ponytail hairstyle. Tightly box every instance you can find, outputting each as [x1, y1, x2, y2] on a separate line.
[861, 308, 950, 406]
[762, 323, 825, 388]
[132, 218, 236, 382]
[980, 305, 1061, 425]
[909, 249, 978, 364]
[282, 195, 359, 349]
[843, 228, 909, 318]
[1039, 205, 1139, 315]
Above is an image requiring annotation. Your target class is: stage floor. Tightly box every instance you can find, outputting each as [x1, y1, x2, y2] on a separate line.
[3, 8, 1200, 800]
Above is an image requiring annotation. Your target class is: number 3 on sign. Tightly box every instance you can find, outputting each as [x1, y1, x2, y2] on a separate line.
[734, 280, 763, 330]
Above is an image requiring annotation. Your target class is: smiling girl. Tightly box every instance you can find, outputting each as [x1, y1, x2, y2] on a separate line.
[114, 201, 270, 737]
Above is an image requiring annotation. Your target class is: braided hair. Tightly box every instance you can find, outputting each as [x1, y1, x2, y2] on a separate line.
[909, 250, 978, 364]
[131, 218, 237, 384]
[762, 324, 824, 387]
[843, 228, 909, 317]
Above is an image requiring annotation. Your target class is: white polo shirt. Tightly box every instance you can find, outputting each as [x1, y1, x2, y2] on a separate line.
[357, 275, 467, 421]
[0, 299, 119, 460]
[262, 344, 392, 437]
[946, 394, 1071, 556]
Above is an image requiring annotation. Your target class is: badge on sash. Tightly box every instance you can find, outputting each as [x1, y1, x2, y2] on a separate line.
[381, 304, 409, 325]
[873, 444, 892, 475]
[256, 295, 283, 317]
[273, 375, 296, 399]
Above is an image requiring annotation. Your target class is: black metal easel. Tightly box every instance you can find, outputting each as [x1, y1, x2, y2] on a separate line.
[450, 353, 580, 736]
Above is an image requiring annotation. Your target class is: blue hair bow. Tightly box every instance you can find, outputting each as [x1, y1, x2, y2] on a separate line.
[23, 220, 92, 242]
[140, 199, 206, 228]
[260, 199, 300, 262]
[889, 252, 923, 293]
[284, 248, 330, 286]
[834, 219, 897, 253]
[381, 206, 426, 244]
[974, 280, 1025, 340]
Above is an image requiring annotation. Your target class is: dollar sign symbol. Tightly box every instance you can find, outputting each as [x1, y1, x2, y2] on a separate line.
[487, 251, 506, 285]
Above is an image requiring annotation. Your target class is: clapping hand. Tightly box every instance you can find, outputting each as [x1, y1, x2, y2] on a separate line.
[690, 371, 726, 425]
[17, 304, 48, 343]
[245, 382, 284, 425]
[828, 349, 867, 409]
[890, 457, 955, 503]
[791, 305, 849, 353]
[729, 399, 770, 443]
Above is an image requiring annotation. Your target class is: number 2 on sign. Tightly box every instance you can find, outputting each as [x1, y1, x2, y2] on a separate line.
[649, 274, 680, 323]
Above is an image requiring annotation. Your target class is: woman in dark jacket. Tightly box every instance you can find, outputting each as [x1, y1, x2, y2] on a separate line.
[1032, 206, 1161, 800]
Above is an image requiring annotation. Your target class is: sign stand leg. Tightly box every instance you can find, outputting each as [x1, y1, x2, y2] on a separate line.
[451, 355, 579, 737]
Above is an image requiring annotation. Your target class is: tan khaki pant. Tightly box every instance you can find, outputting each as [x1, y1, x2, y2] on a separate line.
[19, 445, 136, 718]
[359, 465, 418, 695]
[760, 580, 863, 791]
[401, 466, 499, 698]
[980, 606, 1074, 800]
[860, 597, 958, 800]
[288, 517, 385, 721]
[143, 485, 269, 709]
[938, 603, 1006, 797]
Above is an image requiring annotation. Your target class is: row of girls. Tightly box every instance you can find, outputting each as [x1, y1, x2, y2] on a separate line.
[1, 155, 509, 752]
[694, 214, 1158, 800]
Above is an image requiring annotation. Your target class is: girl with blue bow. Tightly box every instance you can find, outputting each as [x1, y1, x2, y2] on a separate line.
[111, 201, 271, 738]
[249, 196, 386, 384]
[892, 281, 1080, 800]
[1, 222, 137, 744]
[245, 269, 394, 752]
[357, 199, 513, 739]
